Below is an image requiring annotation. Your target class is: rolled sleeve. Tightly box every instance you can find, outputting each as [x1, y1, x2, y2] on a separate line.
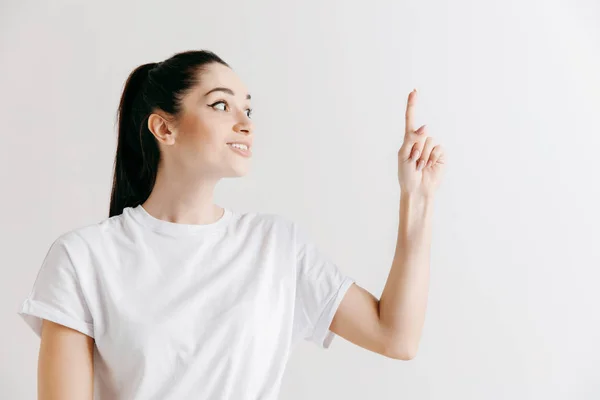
[294, 222, 354, 349]
[18, 233, 95, 339]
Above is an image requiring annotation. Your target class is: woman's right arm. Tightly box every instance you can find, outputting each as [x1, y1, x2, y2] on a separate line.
[38, 319, 94, 400]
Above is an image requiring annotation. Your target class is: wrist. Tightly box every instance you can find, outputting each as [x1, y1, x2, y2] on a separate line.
[400, 189, 435, 203]
[399, 191, 434, 219]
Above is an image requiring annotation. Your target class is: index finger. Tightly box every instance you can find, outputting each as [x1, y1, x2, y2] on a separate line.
[405, 89, 417, 136]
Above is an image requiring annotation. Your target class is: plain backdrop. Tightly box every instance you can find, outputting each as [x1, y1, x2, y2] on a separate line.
[2, 0, 599, 399]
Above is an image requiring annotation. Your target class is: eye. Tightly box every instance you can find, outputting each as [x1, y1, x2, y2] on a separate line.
[210, 100, 228, 111]
[210, 100, 253, 119]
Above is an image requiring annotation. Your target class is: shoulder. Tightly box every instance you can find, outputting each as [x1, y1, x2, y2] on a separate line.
[234, 209, 297, 233]
[231, 210, 304, 252]
[51, 212, 126, 254]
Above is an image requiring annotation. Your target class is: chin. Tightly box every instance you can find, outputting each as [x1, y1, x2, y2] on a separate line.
[226, 165, 250, 178]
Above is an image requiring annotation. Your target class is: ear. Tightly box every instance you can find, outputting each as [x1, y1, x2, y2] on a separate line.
[147, 112, 176, 145]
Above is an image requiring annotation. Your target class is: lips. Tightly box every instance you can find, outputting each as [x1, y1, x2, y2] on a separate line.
[227, 144, 252, 157]
[226, 139, 252, 149]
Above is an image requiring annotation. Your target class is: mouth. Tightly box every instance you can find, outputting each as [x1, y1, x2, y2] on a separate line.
[226, 143, 252, 157]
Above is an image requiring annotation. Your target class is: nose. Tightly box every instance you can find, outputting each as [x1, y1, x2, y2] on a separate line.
[234, 111, 253, 134]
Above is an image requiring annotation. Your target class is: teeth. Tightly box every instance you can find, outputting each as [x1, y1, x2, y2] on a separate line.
[228, 143, 248, 150]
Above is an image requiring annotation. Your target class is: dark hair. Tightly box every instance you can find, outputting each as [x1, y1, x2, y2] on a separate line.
[109, 50, 230, 218]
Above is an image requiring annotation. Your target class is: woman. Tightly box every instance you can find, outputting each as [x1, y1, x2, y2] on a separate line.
[18, 49, 446, 399]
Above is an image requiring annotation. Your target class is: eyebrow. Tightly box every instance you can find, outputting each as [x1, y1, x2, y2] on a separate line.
[204, 87, 251, 100]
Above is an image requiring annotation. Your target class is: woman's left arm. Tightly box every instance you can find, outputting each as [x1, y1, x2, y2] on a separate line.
[330, 89, 446, 360]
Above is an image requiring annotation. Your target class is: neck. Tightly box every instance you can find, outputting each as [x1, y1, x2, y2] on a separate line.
[141, 166, 224, 225]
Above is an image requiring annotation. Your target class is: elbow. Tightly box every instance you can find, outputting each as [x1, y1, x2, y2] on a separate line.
[379, 322, 419, 360]
[385, 341, 418, 361]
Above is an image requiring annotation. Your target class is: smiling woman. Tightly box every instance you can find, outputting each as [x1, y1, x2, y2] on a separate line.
[16, 49, 358, 400]
[17, 48, 442, 400]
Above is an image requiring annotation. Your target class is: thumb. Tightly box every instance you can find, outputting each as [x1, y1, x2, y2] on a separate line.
[399, 124, 427, 160]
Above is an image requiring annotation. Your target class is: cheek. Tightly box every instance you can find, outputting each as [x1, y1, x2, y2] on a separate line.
[176, 113, 228, 161]
[179, 118, 215, 148]
[179, 129, 227, 166]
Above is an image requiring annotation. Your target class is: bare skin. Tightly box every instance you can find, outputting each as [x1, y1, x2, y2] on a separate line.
[141, 62, 255, 225]
[38, 320, 94, 399]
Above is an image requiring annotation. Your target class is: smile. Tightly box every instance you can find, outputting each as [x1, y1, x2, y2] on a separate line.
[227, 143, 252, 157]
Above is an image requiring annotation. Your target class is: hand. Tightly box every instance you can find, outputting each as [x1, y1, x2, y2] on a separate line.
[397, 89, 447, 198]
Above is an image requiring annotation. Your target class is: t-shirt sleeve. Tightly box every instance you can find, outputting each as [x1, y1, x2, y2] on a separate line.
[18, 233, 95, 339]
[293, 221, 354, 349]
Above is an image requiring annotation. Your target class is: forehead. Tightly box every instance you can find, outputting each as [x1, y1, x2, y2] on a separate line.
[196, 63, 250, 99]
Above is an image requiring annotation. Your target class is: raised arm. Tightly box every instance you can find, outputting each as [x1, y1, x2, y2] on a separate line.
[330, 193, 434, 360]
[330, 89, 446, 360]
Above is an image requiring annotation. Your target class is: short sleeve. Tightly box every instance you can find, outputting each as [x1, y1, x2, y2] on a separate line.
[18, 233, 95, 339]
[293, 222, 354, 349]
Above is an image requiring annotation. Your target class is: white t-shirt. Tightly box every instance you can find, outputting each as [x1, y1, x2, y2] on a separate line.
[18, 204, 355, 399]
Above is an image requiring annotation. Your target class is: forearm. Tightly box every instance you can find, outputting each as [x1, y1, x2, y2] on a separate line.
[378, 191, 434, 356]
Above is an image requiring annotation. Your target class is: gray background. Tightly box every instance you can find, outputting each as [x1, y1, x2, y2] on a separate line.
[2, 0, 599, 398]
